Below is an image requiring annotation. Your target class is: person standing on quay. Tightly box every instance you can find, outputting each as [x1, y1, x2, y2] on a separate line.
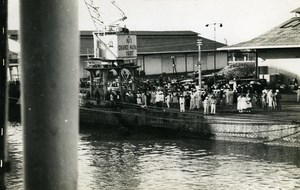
[297, 86, 300, 103]
[267, 89, 275, 109]
[203, 97, 210, 114]
[210, 95, 217, 114]
[275, 89, 282, 110]
[155, 89, 164, 107]
[237, 94, 243, 113]
[165, 92, 172, 109]
[261, 89, 268, 109]
[150, 90, 156, 105]
[179, 94, 185, 112]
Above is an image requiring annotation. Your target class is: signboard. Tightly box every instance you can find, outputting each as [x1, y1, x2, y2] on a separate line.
[94, 33, 137, 60]
[117, 35, 137, 58]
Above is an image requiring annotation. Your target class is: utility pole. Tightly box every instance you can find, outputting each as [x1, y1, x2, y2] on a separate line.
[197, 37, 202, 89]
[206, 23, 223, 84]
[171, 56, 177, 79]
[20, 0, 79, 189]
[0, 0, 9, 189]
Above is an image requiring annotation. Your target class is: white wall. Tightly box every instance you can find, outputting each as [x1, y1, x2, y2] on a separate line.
[260, 58, 300, 80]
[258, 48, 300, 82]
[140, 52, 227, 76]
[186, 55, 195, 72]
[175, 56, 186, 73]
[144, 56, 162, 75]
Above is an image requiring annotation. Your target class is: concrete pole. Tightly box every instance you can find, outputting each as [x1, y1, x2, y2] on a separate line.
[214, 24, 216, 85]
[20, 1, 79, 189]
[131, 69, 135, 91]
[197, 38, 202, 89]
[103, 70, 108, 95]
[0, 0, 9, 189]
[255, 51, 259, 79]
[89, 70, 95, 98]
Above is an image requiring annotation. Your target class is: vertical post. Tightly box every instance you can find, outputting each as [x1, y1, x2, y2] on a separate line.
[255, 51, 259, 79]
[102, 70, 108, 95]
[20, 0, 79, 189]
[0, 0, 8, 189]
[197, 37, 202, 89]
[213, 24, 216, 85]
[184, 54, 187, 73]
[89, 70, 95, 98]
[206, 23, 223, 85]
[131, 69, 135, 91]
[117, 69, 122, 93]
[171, 56, 175, 74]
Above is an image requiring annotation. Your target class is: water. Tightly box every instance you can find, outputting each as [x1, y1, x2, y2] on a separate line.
[6, 123, 300, 190]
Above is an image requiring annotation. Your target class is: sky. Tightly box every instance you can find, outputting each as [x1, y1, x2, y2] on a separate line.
[8, 0, 300, 45]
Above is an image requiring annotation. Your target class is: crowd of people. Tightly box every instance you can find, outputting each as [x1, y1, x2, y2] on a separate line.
[85, 79, 288, 115]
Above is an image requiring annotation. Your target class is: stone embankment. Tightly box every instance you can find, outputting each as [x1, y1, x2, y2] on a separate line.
[80, 94, 300, 147]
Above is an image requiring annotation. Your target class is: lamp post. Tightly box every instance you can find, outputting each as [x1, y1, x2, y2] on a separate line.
[206, 23, 223, 84]
[197, 37, 202, 89]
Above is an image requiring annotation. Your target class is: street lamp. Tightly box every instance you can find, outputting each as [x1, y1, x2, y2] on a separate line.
[197, 36, 202, 89]
[206, 23, 223, 84]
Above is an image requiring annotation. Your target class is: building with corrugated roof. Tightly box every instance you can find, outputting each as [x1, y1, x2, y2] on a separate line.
[8, 30, 227, 79]
[80, 30, 227, 78]
[219, 7, 300, 87]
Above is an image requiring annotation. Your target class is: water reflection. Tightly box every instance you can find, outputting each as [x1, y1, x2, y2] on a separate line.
[6, 124, 300, 190]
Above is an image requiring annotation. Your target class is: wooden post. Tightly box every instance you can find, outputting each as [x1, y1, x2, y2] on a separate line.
[20, 0, 79, 189]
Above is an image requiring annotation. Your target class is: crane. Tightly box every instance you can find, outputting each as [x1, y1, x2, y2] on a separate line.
[84, 0, 127, 32]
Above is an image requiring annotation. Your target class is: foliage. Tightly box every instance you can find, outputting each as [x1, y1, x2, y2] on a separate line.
[217, 64, 256, 80]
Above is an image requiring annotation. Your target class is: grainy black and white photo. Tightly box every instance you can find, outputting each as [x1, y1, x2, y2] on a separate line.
[1, 0, 300, 189]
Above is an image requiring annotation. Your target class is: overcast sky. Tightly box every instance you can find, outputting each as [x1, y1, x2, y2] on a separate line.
[8, 0, 300, 45]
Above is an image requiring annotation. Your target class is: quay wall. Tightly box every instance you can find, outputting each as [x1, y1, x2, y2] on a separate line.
[80, 107, 300, 146]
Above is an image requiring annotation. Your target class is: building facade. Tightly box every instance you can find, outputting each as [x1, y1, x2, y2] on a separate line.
[8, 30, 228, 80]
[219, 7, 300, 86]
[80, 30, 227, 79]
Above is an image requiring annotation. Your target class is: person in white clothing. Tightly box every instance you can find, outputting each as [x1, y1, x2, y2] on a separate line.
[240, 95, 248, 113]
[189, 91, 196, 110]
[203, 97, 210, 114]
[165, 92, 172, 109]
[237, 94, 242, 112]
[297, 86, 300, 103]
[267, 89, 275, 109]
[210, 95, 217, 114]
[179, 94, 185, 112]
[155, 90, 164, 107]
[195, 90, 201, 109]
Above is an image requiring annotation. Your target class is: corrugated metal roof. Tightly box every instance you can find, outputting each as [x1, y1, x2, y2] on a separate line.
[130, 30, 198, 36]
[8, 30, 226, 55]
[135, 31, 225, 54]
[79, 30, 226, 55]
[219, 17, 300, 50]
[291, 7, 300, 13]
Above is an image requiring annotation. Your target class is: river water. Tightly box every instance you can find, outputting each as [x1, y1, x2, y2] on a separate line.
[6, 122, 300, 190]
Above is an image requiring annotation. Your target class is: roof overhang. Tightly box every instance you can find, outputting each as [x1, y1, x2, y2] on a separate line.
[218, 45, 300, 51]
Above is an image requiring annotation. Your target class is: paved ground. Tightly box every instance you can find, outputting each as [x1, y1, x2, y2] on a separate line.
[207, 94, 300, 124]
[166, 93, 300, 124]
